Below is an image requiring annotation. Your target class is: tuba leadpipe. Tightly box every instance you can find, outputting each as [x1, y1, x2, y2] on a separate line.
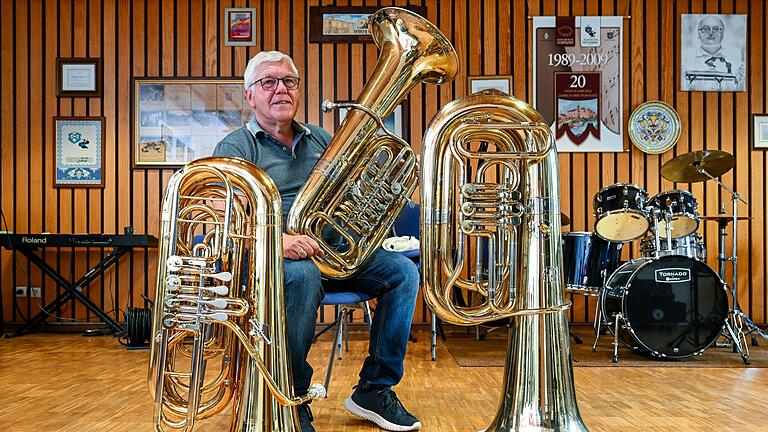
[421, 90, 588, 431]
[287, 7, 458, 279]
[148, 157, 325, 432]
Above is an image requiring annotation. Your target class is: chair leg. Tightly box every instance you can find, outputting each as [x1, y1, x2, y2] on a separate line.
[430, 312, 438, 361]
[337, 308, 347, 360]
[325, 310, 345, 393]
[362, 301, 373, 331]
[344, 307, 350, 353]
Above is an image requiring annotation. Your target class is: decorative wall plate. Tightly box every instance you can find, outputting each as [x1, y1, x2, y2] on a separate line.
[628, 101, 681, 154]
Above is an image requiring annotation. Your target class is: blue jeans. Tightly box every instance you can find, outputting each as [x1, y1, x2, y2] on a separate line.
[282, 249, 419, 395]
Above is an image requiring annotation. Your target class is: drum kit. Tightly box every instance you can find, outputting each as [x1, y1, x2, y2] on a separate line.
[563, 150, 768, 363]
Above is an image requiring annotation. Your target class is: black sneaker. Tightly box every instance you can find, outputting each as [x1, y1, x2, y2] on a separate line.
[344, 385, 421, 431]
[297, 403, 315, 432]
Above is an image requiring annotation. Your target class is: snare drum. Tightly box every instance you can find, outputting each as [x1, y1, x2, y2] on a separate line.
[649, 190, 700, 238]
[593, 183, 650, 242]
[639, 233, 706, 260]
[562, 232, 623, 295]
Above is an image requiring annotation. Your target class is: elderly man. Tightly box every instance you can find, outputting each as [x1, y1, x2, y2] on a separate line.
[212, 51, 421, 432]
[683, 15, 745, 91]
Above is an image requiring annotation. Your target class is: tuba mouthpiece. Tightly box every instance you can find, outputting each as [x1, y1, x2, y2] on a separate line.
[321, 100, 336, 112]
[307, 383, 327, 400]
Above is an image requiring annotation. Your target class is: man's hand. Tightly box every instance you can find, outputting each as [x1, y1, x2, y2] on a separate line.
[283, 234, 324, 260]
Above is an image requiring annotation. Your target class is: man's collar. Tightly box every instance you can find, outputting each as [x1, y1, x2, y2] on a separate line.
[696, 46, 724, 57]
[246, 117, 311, 138]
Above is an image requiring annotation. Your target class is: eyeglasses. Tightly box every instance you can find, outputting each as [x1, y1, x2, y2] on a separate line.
[251, 76, 301, 91]
[698, 26, 724, 34]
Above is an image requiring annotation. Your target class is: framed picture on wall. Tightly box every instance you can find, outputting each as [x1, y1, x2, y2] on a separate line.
[224, 7, 257, 46]
[54, 117, 105, 188]
[309, 6, 427, 43]
[752, 114, 768, 149]
[56, 58, 102, 97]
[333, 100, 409, 142]
[468, 75, 513, 95]
[680, 14, 746, 92]
[133, 78, 251, 167]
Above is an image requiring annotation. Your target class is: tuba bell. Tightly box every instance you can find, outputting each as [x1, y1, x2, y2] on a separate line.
[148, 157, 325, 431]
[287, 7, 458, 279]
[421, 90, 588, 431]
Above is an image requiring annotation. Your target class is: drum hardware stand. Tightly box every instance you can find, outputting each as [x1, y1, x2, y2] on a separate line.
[697, 167, 767, 364]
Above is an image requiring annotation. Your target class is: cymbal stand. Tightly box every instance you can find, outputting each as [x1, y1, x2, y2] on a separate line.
[697, 167, 767, 364]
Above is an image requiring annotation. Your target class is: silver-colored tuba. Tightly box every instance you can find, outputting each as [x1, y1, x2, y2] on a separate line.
[148, 157, 325, 431]
[287, 7, 458, 279]
[420, 90, 588, 431]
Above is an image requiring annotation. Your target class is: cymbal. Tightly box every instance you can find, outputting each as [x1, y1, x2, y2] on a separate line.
[660, 150, 735, 183]
[700, 214, 753, 222]
[561, 213, 571, 226]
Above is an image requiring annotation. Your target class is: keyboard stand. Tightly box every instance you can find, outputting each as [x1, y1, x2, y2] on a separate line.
[2, 234, 158, 337]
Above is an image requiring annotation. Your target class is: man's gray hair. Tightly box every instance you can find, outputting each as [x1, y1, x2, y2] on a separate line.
[243, 51, 299, 90]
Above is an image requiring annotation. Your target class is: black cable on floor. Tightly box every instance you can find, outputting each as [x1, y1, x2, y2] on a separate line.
[122, 306, 152, 349]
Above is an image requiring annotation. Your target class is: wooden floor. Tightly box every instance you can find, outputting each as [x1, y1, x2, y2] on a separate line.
[1, 328, 767, 432]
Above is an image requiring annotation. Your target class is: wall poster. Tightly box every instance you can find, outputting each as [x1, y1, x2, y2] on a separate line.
[533, 16, 624, 152]
[133, 79, 251, 167]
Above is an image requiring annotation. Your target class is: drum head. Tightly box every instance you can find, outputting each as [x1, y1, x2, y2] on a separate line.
[622, 255, 728, 358]
[656, 217, 699, 239]
[595, 212, 650, 242]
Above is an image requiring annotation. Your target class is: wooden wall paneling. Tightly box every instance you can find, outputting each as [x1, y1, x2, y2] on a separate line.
[436, 0, 452, 130]
[115, 0, 131, 312]
[203, 0, 216, 76]
[701, 2, 719, 286]
[305, 0, 319, 126]
[219, 0, 233, 78]
[176, 0, 189, 76]
[729, 0, 752, 319]
[263, 0, 276, 52]
[6, 0, 768, 327]
[278, 0, 294, 62]
[498, 0, 510, 78]
[748, 0, 766, 322]
[483, 0, 496, 74]
[584, 0, 602, 322]
[103, 0, 116, 237]
[189, 0, 202, 76]
[688, 1, 705, 273]
[162, 0, 175, 77]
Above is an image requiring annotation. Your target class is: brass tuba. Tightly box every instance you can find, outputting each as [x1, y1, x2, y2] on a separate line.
[148, 157, 325, 432]
[287, 7, 458, 278]
[421, 91, 588, 431]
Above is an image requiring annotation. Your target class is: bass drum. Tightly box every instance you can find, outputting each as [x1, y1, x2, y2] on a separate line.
[601, 255, 728, 359]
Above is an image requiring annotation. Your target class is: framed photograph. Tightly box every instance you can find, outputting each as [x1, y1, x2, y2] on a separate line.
[468, 75, 513, 95]
[224, 7, 257, 46]
[681, 14, 746, 92]
[752, 114, 768, 149]
[56, 58, 102, 97]
[133, 78, 251, 167]
[333, 100, 409, 142]
[54, 117, 105, 188]
[309, 6, 426, 43]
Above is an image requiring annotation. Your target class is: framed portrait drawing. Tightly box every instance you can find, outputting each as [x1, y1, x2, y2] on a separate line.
[468, 75, 513, 95]
[133, 78, 251, 167]
[224, 7, 257, 46]
[54, 117, 105, 187]
[333, 100, 409, 142]
[56, 58, 102, 97]
[681, 14, 746, 92]
[752, 114, 768, 149]
[309, 6, 427, 43]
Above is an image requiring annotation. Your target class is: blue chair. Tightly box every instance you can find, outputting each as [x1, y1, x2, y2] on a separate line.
[314, 289, 373, 394]
[391, 201, 444, 361]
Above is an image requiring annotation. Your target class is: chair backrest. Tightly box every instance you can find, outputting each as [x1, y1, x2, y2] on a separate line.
[393, 201, 420, 239]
